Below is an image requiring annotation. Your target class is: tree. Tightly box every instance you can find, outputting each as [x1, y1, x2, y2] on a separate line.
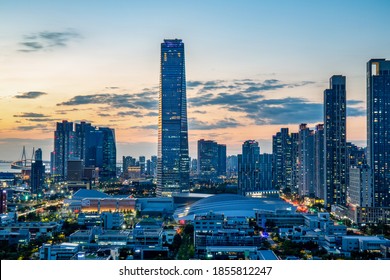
[171, 234, 182, 253]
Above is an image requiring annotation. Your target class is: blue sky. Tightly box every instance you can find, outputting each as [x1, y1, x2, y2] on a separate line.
[0, 0, 389, 160]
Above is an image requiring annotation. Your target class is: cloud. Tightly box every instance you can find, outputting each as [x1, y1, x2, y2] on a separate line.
[252, 98, 323, 125]
[187, 79, 313, 109]
[14, 91, 48, 99]
[17, 124, 48, 131]
[189, 118, 240, 130]
[347, 100, 364, 106]
[98, 113, 111, 117]
[57, 94, 112, 106]
[13, 112, 50, 118]
[131, 124, 158, 130]
[26, 118, 58, 122]
[19, 30, 81, 52]
[187, 80, 203, 87]
[55, 108, 80, 115]
[192, 110, 207, 114]
[117, 111, 144, 118]
[57, 89, 159, 121]
[57, 90, 158, 110]
[145, 112, 158, 117]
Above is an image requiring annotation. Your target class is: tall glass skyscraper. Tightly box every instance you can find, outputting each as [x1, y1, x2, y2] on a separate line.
[53, 120, 76, 181]
[367, 59, 390, 207]
[157, 39, 189, 196]
[99, 127, 117, 182]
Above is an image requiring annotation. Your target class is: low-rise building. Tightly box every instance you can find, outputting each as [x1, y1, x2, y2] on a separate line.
[69, 229, 93, 245]
[255, 209, 304, 228]
[0, 229, 30, 245]
[341, 236, 390, 252]
[194, 211, 224, 233]
[348, 206, 390, 225]
[132, 219, 163, 246]
[70, 227, 132, 247]
[205, 247, 278, 260]
[0, 221, 61, 239]
[39, 243, 80, 260]
[77, 212, 124, 229]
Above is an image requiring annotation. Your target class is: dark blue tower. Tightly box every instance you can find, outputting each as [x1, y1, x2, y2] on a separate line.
[157, 39, 189, 196]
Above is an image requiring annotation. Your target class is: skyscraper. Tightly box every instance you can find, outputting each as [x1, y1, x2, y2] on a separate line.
[217, 144, 227, 177]
[238, 140, 260, 196]
[314, 124, 325, 199]
[367, 59, 390, 207]
[272, 128, 292, 190]
[297, 124, 315, 196]
[324, 75, 347, 208]
[157, 39, 189, 196]
[290, 132, 299, 192]
[197, 139, 219, 180]
[30, 148, 45, 196]
[53, 120, 76, 181]
[99, 127, 117, 182]
[259, 153, 273, 192]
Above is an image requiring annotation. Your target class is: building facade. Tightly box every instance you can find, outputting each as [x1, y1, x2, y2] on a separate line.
[314, 124, 325, 199]
[324, 75, 347, 208]
[297, 124, 315, 196]
[272, 128, 292, 190]
[367, 59, 390, 207]
[157, 39, 189, 196]
[53, 120, 76, 181]
[30, 148, 45, 196]
[348, 165, 373, 207]
[238, 140, 260, 196]
[197, 139, 218, 180]
[98, 127, 117, 181]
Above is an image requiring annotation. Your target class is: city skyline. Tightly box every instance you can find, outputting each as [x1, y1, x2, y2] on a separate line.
[1, 1, 390, 160]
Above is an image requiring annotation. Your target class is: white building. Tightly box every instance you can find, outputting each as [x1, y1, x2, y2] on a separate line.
[39, 243, 80, 260]
[341, 236, 390, 252]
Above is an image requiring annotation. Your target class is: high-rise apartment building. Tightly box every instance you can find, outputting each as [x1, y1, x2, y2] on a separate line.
[197, 139, 218, 180]
[197, 139, 226, 180]
[151, 156, 158, 177]
[259, 153, 273, 192]
[367, 59, 390, 207]
[75, 122, 93, 161]
[139, 156, 146, 176]
[217, 144, 227, 177]
[324, 75, 347, 208]
[53, 120, 76, 181]
[272, 128, 292, 190]
[227, 155, 238, 177]
[238, 140, 260, 196]
[314, 124, 325, 199]
[157, 39, 189, 196]
[290, 132, 299, 192]
[30, 148, 45, 196]
[348, 165, 373, 207]
[297, 124, 315, 196]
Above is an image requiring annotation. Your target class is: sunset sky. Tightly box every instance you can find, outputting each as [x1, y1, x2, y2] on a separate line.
[1, 0, 390, 160]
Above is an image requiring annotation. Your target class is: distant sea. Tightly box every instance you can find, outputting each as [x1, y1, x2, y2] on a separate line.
[0, 162, 21, 173]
